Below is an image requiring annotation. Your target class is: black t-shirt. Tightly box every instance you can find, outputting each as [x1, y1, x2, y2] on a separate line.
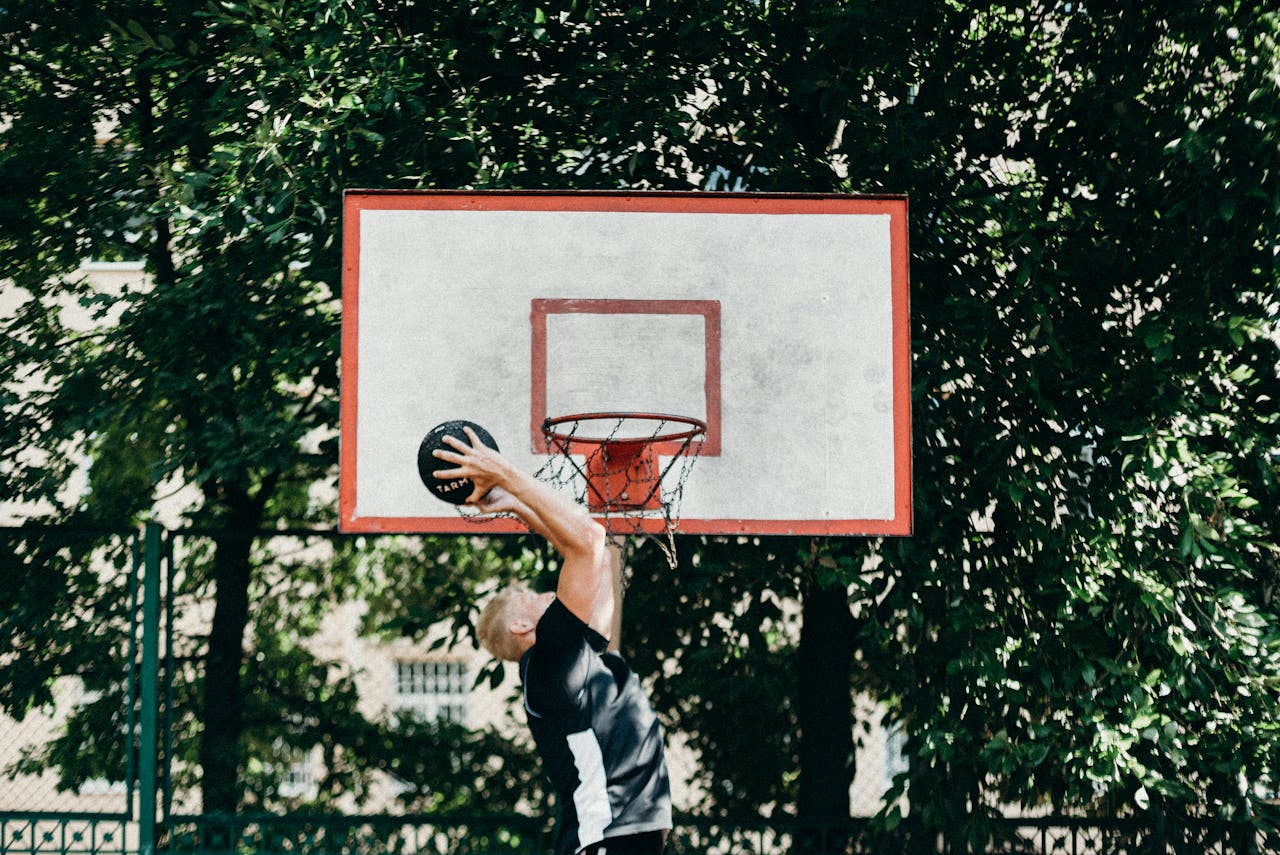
[520, 599, 672, 855]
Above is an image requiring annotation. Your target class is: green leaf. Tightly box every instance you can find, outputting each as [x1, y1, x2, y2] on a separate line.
[1219, 195, 1237, 222]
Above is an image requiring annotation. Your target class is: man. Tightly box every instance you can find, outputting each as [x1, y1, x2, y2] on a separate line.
[433, 427, 672, 855]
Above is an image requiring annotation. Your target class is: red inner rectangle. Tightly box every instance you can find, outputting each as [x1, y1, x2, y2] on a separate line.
[529, 299, 722, 456]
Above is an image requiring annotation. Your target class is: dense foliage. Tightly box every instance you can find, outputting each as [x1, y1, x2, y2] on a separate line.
[2, 0, 1278, 843]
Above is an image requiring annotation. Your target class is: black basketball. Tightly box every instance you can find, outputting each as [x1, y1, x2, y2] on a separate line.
[417, 420, 500, 505]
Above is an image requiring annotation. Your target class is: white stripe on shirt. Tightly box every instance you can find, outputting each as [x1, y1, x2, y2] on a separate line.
[566, 729, 612, 850]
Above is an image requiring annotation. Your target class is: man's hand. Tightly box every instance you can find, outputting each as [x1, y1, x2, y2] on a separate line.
[432, 426, 513, 503]
[472, 485, 524, 516]
[433, 429, 543, 524]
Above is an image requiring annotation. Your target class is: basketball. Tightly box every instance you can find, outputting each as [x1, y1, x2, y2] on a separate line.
[417, 420, 499, 505]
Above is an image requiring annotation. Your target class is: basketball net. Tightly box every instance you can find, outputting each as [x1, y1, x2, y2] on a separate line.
[534, 412, 705, 569]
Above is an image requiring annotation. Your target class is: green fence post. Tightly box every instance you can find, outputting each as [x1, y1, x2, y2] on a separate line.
[140, 522, 162, 855]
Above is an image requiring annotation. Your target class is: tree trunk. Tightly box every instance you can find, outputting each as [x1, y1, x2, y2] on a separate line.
[197, 490, 259, 815]
[796, 568, 857, 852]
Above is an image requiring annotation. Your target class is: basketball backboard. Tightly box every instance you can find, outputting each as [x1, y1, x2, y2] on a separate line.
[340, 191, 911, 536]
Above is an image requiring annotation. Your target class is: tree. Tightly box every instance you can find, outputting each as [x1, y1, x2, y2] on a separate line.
[0, 0, 751, 816]
[676, 0, 1280, 841]
[4, 0, 1278, 842]
[627, 0, 1279, 842]
[887, 6, 1280, 838]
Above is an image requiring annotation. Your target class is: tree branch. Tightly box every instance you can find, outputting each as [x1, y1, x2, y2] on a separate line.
[4, 51, 85, 92]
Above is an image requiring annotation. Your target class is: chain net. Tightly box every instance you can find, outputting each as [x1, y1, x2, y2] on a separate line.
[534, 413, 705, 569]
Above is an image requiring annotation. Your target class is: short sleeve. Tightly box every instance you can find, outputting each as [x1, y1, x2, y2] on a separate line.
[523, 599, 601, 715]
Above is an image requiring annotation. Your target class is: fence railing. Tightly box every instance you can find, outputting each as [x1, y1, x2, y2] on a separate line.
[145, 812, 1274, 855]
[0, 814, 135, 855]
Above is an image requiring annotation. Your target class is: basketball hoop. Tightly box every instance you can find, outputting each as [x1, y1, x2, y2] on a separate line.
[537, 412, 706, 567]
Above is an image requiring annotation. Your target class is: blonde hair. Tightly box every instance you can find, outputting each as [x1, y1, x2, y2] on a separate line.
[477, 582, 532, 662]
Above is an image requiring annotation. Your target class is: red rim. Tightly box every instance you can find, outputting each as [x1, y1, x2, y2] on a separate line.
[542, 412, 707, 446]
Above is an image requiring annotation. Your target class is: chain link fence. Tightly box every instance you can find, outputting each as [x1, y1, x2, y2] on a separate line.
[0, 528, 143, 819]
[1, 527, 148, 855]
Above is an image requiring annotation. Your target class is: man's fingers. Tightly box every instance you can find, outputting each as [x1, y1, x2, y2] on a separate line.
[439, 428, 481, 452]
[432, 447, 463, 463]
[433, 427, 498, 492]
[440, 434, 469, 451]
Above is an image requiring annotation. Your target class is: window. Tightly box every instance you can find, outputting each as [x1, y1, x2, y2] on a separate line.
[884, 721, 910, 789]
[392, 660, 468, 725]
[278, 747, 320, 800]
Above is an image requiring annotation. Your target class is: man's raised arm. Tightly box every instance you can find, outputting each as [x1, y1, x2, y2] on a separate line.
[433, 428, 614, 637]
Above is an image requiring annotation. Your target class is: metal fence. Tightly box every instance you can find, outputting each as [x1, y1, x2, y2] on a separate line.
[151, 812, 1274, 855]
[164, 814, 548, 855]
[0, 815, 136, 855]
[1, 524, 164, 855]
[0, 528, 143, 819]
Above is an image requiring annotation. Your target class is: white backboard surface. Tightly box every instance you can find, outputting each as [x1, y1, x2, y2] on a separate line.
[341, 191, 911, 536]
